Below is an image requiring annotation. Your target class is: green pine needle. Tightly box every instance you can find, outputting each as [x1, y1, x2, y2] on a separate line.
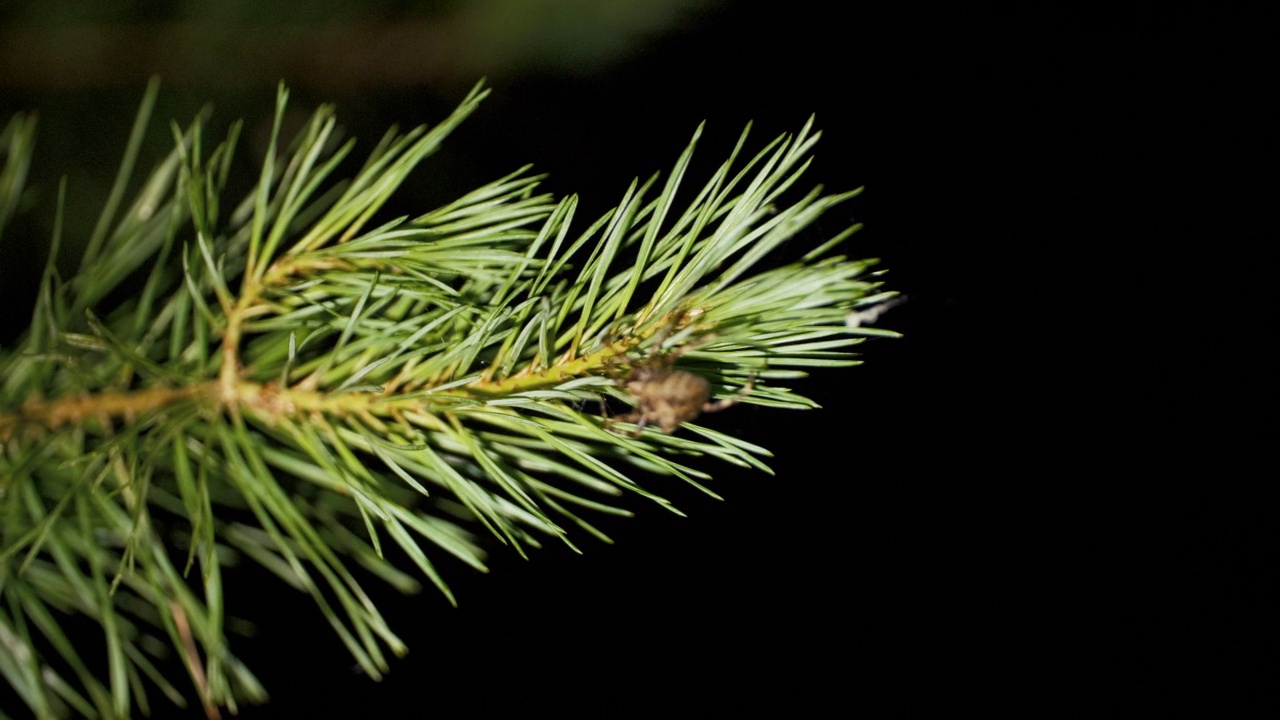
[0, 80, 896, 717]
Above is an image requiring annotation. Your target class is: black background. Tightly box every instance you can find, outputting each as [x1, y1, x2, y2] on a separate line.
[1, 4, 1264, 717]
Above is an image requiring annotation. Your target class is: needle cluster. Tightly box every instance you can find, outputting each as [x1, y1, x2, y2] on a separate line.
[0, 80, 896, 717]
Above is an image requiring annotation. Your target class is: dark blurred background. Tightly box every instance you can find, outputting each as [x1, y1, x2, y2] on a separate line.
[0, 2, 1263, 716]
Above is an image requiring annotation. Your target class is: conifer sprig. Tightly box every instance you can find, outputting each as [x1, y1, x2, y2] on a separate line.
[0, 81, 894, 717]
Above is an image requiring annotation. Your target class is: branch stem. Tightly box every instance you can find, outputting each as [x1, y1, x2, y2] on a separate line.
[1, 384, 206, 441]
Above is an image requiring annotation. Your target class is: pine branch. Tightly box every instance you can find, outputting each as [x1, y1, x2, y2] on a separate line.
[0, 80, 896, 718]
